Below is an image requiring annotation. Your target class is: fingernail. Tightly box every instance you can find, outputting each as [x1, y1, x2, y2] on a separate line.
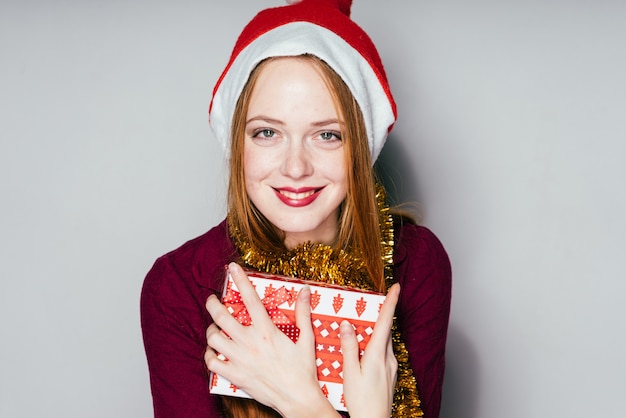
[300, 285, 311, 302]
[339, 320, 352, 336]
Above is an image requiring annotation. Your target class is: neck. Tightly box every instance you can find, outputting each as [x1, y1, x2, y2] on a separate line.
[283, 230, 338, 250]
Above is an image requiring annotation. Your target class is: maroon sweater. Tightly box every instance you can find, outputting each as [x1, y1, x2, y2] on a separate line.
[141, 220, 451, 417]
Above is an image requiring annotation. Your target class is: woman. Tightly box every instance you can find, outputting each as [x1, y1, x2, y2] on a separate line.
[141, 1, 451, 417]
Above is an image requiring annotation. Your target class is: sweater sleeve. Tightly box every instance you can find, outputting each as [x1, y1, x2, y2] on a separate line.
[394, 225, 452, 418]
[140, 254, 224, 417]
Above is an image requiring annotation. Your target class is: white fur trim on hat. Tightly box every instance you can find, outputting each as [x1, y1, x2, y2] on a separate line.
[210, 22, 395, 162]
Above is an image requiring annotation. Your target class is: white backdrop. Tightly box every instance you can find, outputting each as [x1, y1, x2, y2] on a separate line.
[1, 1, 625, 417]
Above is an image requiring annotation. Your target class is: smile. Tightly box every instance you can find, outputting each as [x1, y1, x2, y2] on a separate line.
[273, 187, 322, 207]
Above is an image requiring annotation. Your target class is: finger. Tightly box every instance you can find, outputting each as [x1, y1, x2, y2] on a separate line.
[379, 283, 400, 330]
[204, 323, 234, 375]
[385, 334, 398, 378]
[205, 323, 232, 353]
[204, 345, 237, 383]
[294, 285, 314, 349]
[205, 293, 251, 344]
[206, 294, 241, 330]
[340, 320, 361, 379]
[365, 284, 400, 356]
[228, 263, 274, 328]
[384, 314, 398, 373]
[204, 344, 223, 372]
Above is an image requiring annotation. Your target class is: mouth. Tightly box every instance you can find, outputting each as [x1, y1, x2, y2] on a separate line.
[273, 187, 323, 207]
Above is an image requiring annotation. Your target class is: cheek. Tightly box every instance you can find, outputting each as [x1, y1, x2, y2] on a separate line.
[243, 147, 260, 182]
[326, 152, 347, 183]
[243, 146, 272, 189]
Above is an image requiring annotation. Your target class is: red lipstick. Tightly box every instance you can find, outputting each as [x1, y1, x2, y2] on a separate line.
[273, 187, 322, 207]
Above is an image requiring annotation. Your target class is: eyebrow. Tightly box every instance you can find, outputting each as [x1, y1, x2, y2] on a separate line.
[311, 119, 344, 127]
[245, 116, 344, 127]
[246, 116, 284, 125]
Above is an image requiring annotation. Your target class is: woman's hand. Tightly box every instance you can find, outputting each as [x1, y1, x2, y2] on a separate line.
[340, 283, 400, 418]
[204, 263, 339, 418]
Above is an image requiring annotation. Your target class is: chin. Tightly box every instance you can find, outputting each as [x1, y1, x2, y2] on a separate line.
[276, 221, 336, 245]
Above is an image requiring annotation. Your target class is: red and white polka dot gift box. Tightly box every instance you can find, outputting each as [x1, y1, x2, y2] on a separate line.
[209, 268, 387, 412]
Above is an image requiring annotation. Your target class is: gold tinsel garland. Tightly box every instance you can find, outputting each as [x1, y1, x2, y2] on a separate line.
[228, 188, 423, 417]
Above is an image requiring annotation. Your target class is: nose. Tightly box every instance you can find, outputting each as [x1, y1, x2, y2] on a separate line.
[280, 140, 313, 179]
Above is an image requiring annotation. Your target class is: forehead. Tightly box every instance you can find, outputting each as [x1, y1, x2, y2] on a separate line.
[247, 57, 339, 120]
[252, 57, 328, 91]
[258, 55, 324, 75]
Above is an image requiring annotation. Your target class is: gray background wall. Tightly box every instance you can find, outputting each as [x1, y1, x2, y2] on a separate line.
[1, 0, 624, 417]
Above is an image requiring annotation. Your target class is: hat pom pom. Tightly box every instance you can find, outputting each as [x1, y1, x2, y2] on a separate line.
[284, 0, 352, 16]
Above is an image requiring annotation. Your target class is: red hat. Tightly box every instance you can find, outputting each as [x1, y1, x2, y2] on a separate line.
[209, 0, 397, 162]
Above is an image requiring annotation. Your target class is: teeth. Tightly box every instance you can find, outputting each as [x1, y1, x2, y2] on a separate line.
[280, 190, 315, 200]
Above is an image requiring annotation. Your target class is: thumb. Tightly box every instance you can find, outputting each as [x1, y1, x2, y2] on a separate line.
[340, 320, 361, 380]
[294, 285, 314, 348]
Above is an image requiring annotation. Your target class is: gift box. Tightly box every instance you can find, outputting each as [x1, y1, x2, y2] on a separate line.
[209, 268, 386, 412]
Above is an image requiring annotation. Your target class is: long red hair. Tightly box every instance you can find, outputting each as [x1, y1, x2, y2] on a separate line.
[224, 54, 385, 417]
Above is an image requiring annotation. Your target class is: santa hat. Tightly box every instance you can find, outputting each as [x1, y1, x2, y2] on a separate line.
[208, 0, 396, 162]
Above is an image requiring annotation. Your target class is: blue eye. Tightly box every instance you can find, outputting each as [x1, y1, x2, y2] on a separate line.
[254, 129, 275, 138]
[320, 131, 341, 141]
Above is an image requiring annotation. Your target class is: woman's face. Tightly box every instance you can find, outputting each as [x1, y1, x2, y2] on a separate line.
[243, 58, 347, 249]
